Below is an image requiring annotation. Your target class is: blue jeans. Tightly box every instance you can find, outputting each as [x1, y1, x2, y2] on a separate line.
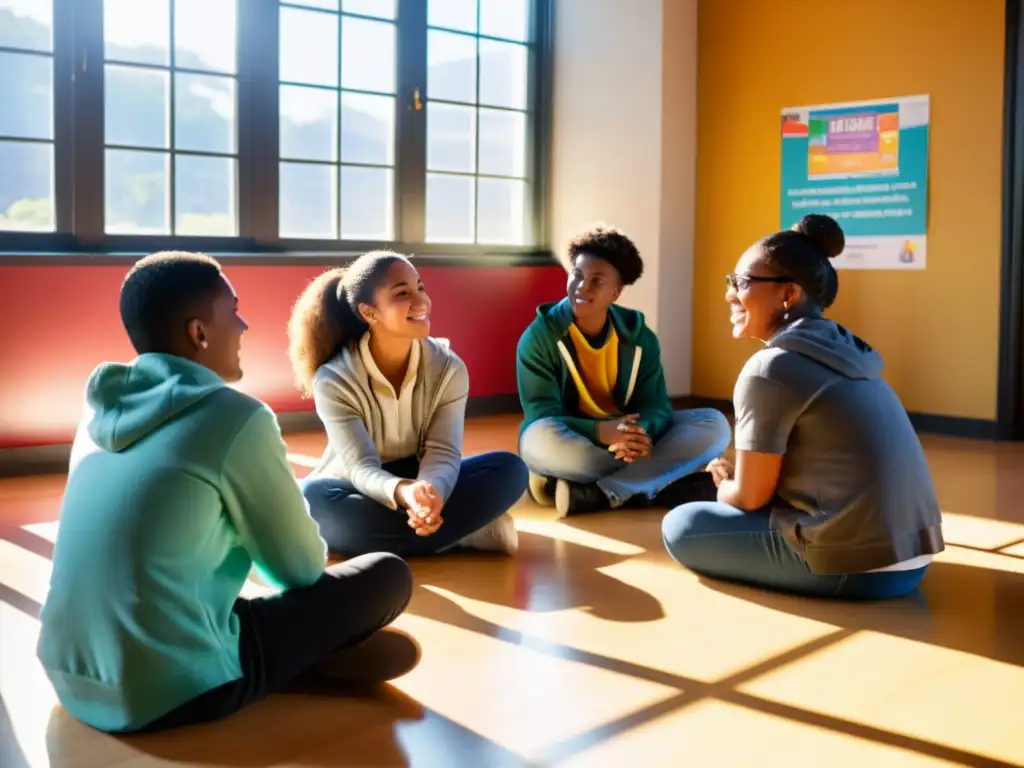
[662, 502, 929, 600]
[301, 451, 528, 557]
[519, 409, 732, 506]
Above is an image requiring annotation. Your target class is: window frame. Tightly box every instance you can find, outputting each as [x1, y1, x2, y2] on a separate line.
[0, 0, 554, 266]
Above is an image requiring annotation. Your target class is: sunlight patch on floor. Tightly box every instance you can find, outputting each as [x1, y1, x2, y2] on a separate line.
[737, 630, 1024, 765]
[559, 698, 967, 768]
[938, 511, 1024, 551]
[390, 611, 683, 762]
[514, 518, 646, 556]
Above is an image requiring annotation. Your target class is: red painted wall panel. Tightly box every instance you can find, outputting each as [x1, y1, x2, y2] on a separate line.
[0, 263, 566, 448]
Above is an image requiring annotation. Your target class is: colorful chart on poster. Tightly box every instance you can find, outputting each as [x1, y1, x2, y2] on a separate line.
[781, 94, 929, 269]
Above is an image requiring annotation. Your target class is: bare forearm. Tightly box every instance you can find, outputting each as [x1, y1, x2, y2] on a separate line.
[717, 479, 765, 512]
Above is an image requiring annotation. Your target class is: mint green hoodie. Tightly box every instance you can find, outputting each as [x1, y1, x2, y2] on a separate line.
[37, 354, 327, 733]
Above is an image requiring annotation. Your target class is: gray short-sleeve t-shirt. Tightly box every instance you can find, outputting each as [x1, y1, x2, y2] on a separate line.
[732, 317, 943, 575]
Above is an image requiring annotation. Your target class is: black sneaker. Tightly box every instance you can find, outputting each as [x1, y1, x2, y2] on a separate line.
[652, 471, 718, 508]
[555, 479, 611, 517]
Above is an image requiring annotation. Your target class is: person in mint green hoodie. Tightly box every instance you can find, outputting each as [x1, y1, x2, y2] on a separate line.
[517, 224, 732, 516]
[37, 251, 417, 734]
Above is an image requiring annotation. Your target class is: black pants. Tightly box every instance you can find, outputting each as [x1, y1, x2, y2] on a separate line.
[136, 553, 413, 732]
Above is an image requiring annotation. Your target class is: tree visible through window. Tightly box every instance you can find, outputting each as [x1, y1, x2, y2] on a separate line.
[278, 0, 397, 241]
[103, 0, 238, 236]
[0, 0, 548, 253]
[0, 0, 55, 232]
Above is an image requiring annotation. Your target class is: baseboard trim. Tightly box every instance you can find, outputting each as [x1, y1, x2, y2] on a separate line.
[672, 396, 1001, 441]
[0, 394, 528, 478]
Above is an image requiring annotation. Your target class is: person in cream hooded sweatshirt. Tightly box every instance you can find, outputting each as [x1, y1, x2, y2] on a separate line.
[292, 251, 528, 557]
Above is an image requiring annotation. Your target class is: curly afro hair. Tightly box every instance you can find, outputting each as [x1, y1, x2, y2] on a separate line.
[566, 224, 644, 286]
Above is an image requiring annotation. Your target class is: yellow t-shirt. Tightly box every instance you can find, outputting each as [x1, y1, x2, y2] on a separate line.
[567, 322, 619, 418]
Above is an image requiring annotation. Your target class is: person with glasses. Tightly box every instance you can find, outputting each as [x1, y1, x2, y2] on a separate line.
[662, 214, 944, 599]
[516, 223, 732, 517]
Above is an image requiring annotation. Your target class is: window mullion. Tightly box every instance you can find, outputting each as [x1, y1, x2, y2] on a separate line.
[71, 0, 105, 245]
[238, 0, 279, 243]
[52, 0, 75, 233]
[395, 0, 426, 245]
[529, 0, 553, 250]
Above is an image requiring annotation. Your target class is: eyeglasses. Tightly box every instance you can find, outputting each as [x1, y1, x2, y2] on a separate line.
[725, 273, 794, 291]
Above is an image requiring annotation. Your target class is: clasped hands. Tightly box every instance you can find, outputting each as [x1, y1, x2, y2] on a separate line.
[597, 414, 651, 462]
[394, 480, 443, 536]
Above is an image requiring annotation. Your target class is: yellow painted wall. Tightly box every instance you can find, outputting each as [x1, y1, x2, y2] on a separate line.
[692, 0, 1006, 420]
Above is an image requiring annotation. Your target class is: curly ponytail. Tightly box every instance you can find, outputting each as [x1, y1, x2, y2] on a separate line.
[287, 250, 411, 396]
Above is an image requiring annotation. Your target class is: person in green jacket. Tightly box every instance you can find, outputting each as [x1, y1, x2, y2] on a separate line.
[517, 224, 732, 516]
[37, 251, 417, 734]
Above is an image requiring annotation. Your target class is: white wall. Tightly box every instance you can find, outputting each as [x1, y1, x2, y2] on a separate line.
[547, 0, 698, 395]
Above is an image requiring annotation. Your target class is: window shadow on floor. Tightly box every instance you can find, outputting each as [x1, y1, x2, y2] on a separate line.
[695, 559, 1024, 669]
[405, 529, 665, 623]
[45, 686, 529, 768]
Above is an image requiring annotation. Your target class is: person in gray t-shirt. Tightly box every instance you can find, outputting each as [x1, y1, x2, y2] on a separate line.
[662, 214, 944, 599]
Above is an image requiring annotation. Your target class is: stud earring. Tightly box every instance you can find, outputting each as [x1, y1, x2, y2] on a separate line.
[200, 340, 208, 349]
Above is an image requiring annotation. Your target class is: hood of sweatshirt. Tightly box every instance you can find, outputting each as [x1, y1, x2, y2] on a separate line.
[536, 297, 647, 344]
[767, 316, 884, 380]
[84, 353, 226, 452]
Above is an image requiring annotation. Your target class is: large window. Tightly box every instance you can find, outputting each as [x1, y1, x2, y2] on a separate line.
[0, 0, 551, 257]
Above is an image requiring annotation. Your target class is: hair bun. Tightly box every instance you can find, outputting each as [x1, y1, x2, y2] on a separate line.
[793, 214, 845, 259]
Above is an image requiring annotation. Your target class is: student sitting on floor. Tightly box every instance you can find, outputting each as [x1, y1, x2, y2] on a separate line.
[290, 250, 528, 558]
[37, 252, 418, 734]
[516, 224, 732, 517]
[662, 214, 944, 599]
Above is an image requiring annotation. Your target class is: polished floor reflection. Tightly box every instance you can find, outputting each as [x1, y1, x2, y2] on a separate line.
[2, 415, 1023, 767]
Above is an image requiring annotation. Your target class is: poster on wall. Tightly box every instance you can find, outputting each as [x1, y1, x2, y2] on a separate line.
[780, 94, 929, 270]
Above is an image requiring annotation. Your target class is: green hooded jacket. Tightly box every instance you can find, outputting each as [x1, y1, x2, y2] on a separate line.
[516, 297, 673, 443]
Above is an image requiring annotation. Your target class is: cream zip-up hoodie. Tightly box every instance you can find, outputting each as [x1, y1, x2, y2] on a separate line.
[305, 334, 468, 510]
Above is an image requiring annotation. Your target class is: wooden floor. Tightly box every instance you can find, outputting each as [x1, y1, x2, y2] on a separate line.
[2, 414, 1024, 767]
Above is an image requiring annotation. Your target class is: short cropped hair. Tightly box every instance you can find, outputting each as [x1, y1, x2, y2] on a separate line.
[566, 224, 644, 286]
[119, 251, 225, 354]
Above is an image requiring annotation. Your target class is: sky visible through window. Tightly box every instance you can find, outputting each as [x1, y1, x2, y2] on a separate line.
[0, 0, 532, 246]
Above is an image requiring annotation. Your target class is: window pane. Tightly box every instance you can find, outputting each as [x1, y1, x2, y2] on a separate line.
[427, 102, 475, 173]
[175, 0, 236, 74]
[428, 0, 476, 33]
[479, 0, 528, 42]
[105, 65, 170, 149]
[0, 52, 52, 140]
[340, 165, 392, 240]
[280, 85, 338, 162]
[280, 6, 339, 87]
[342, 0, 395, 20]
[105, 149, 170, 234]
[428, 30, 476, 104]
[280, 162, 337, 238]
[175, 73, 235, 153]
[104, 0, 170, 65]
[290, 0, 338, 9]
[340, 92, 393, 165]
[426, 173, 474, 243]
[477, 177, 525, 244]
[341, 17, 395, 94]
[0, 140, 54, 231]
[175, 154, 236, 235]
[478, 108, 525, 177]
[479, 39, 527, 110]
[0, 0, 53, 52]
